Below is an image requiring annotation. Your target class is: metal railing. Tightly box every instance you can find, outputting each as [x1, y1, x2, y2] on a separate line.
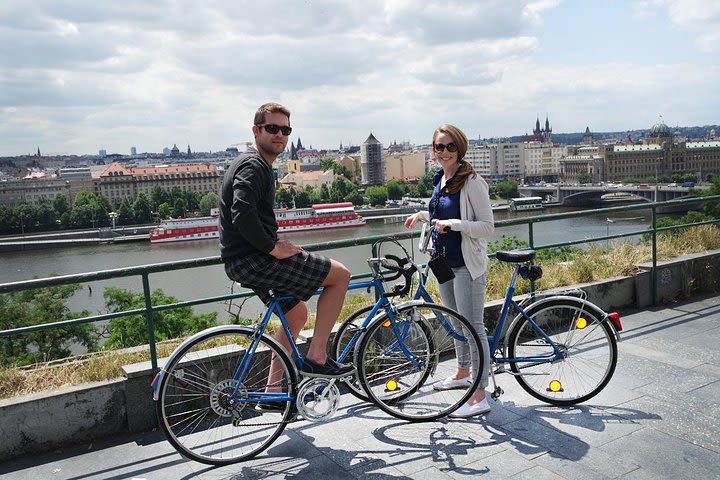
[1, 195, 719, 372]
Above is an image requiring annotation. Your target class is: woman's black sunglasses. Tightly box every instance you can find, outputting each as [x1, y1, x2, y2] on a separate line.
[259, 124, 293, 136]
[433, 142, 458, 153]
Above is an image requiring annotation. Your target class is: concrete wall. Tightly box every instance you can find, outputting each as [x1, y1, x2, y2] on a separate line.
[1, 248, 719, 461]
[0, 380, 126, 461]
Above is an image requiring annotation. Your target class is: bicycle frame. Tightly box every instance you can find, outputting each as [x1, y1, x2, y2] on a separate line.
[225, 273, 426, 407]
[488, 264, 566, 365]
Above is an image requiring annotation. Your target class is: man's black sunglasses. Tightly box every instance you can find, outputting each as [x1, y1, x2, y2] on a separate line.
[433, 142, 458, 153]
[258, 124, 293, 136]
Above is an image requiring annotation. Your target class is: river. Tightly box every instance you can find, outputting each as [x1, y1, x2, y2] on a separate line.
[0, 205, 651, 321]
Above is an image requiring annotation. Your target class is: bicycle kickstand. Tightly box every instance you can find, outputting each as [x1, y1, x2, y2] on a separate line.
[489, 363, 504, 401]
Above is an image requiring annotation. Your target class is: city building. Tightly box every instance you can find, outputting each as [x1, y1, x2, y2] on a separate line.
[560, 145, 605, 183]
[0, 177, 71, 207]
[96, 162, 221, 208]
[360, 133, 383, 185]
[278, 170, 336, 190]
[383, 151, 425, 182]
[604, 119, 720, 182]
[522, 142, 567, 182]
[520, 116, 553, 143]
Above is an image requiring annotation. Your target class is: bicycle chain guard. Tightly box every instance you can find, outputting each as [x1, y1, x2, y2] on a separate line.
[295, 378, 340, 422]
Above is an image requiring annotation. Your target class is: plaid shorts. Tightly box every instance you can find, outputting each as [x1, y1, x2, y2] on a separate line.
[224, 250, 331, 313]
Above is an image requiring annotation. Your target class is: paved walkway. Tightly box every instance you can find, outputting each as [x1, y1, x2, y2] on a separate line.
[2, 295, 719, 479]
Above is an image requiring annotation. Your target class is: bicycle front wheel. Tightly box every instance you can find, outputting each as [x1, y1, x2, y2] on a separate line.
[508, 299, 617, 406]
[156, 326, 297, 465]
[357, 302, 482, 421]
[332, 304, 375, 401]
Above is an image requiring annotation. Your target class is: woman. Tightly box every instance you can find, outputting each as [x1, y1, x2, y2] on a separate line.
[405, 124, 495, 418]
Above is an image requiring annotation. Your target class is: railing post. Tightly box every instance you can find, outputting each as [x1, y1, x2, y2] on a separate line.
[528, 221, 536, 297]
[142, 273, 159, 372]
[371, 241, 380, 302]
[651, 205, 657, 305]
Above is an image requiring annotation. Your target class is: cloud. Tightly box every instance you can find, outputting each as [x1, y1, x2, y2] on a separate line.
[633, 0, 720, 52]
[0, 1, 717, 156]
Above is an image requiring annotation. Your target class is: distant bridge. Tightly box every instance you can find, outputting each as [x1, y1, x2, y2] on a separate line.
[518, 185, 696, 206]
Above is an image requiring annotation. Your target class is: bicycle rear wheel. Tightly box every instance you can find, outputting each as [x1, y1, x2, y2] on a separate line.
[357, 302, 482, 421]
[156, 326, 297, 465]
[508, 299, 617, 406]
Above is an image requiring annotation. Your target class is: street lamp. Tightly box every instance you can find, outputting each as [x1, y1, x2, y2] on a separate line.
[109, 211, 118, 230]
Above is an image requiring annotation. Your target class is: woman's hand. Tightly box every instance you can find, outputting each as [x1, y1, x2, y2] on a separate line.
[404, 212, 420, 228]
[434, 219, 452, 234]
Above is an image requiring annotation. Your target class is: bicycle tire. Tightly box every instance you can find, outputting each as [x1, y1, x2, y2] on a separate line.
[357, 302, 482, 421]
[156, 326, 297, 465]
[332, 304, 375, 401]
[507, 298, 617, 406]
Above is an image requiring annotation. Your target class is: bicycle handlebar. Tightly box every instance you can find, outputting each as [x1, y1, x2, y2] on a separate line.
[367, 254, 417, 297]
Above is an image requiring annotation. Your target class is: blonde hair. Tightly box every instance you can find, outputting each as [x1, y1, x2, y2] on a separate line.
[433, 124, 476, 194]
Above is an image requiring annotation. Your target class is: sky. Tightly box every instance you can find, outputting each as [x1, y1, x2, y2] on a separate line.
[0, 0, 718, 156]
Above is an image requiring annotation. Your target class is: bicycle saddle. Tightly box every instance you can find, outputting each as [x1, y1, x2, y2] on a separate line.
[495, 250, 536, 263]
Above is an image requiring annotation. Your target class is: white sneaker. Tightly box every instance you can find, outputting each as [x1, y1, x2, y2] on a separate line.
[449, 397, 491, 418]
[433, 375, 472, 391]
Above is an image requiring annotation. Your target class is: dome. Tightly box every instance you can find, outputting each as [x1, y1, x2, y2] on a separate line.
[649, 121, 671, 137]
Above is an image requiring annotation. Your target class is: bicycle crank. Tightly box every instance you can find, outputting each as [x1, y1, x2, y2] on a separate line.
[296, 378, 341, 422]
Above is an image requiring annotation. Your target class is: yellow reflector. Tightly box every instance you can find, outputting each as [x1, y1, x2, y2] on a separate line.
[385, 379, 398, 391]
[576, 317, 587, 329]
[548, 380, 563, 392]
[382, 320, 391, 328]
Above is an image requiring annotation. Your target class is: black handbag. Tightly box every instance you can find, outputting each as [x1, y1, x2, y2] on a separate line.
[428, 249, 455, 284]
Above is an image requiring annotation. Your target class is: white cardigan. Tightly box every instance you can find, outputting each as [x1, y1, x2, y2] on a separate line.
[419, 174, 495, 280]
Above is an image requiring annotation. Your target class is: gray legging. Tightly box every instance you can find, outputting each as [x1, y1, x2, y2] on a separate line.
[437, 267, 490, 390]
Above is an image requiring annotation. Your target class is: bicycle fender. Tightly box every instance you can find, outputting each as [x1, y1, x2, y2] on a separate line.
[503, 295, 618, 348]
[151, 324, 299, 401]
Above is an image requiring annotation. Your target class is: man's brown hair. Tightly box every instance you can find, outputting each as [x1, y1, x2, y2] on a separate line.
[254, 102, 291, 125]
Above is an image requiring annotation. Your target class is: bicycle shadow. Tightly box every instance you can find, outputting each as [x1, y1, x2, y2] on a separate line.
[480, 401, 661, 462]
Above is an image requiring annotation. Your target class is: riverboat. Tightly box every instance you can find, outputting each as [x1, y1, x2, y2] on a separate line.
[275, 202, 365, 233]
[508, 196, 544, 212]
[149, 202, 365, 243]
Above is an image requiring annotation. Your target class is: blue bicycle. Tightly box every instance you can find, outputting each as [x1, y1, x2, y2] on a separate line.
[337, 222, 622, 407]
[152, 240, 482, 465]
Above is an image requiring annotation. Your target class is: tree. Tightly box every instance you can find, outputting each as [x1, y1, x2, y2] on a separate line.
[15, 203, 38, 233]
[133, 193, 152, 223]
[118, 198, 134, 225]
[577, 171, 591, 184]
[330, 178, 350, 202]
[53, 195, 69, 217]
[366, 186, 388, 206]
[199, 192, 219, 215]
[496, 180, 519, 199]
[102, 288, 217, 349]
[150, 186, 169, 210]
[345, 190, 364, 206]
[0, 284, 98, 367]
[173, 198, 187, 218]
[319, 156, 336, 172]
[294, 190, 312, 208]
[416, 168, 439, 197]
[275, 187, 294, 208]
[35, 201, 57, 230]
[387, 180, 405, 200]
[0, 206, 12, 234]
[158, 202, 172, 219]
[319, 184, 331, 202]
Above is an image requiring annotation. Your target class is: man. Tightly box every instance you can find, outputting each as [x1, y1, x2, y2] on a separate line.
[219, 102, 353, 378]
